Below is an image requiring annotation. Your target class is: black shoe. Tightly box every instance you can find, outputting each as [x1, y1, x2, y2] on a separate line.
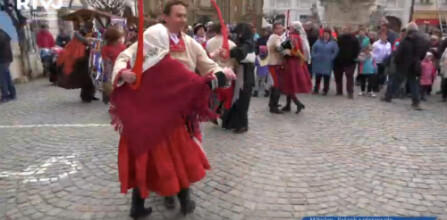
[381, 97, 391, 103]
[336, 93, 343, 96]
[281, 105, 291, 112]
[234, 127, 248, 134]
[421, 97, 427, 102]
[178, 188, 195, 215]
[296, 103, 305, 114]
[82, 98, 92, 103]
[90, 96, 100, 101]
[210, 119, 219, 126]
[130, 189, 152, 220]
[270, 107, 284, 114]
[164, 196, 176, 210]
[264, 90, 270, 97]
[253, 91, 258, 97]
[412, 103, 423, 111]
[322, 91, 328, 96]
[348, 94, 354, 99]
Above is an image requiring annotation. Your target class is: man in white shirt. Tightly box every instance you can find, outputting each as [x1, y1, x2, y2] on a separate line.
[372, 33, 392, 90]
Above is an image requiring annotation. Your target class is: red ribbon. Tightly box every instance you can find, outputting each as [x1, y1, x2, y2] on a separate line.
[130, 0, 144, 90]
[210, 0, 229, 59]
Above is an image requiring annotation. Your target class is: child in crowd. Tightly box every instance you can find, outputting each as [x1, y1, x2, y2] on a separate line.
[357, 46, 377, 97]
[253, 46, 271, 97]
[420, 52, 437, 101]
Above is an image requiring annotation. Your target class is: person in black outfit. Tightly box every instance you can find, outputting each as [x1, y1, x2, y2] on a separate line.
[305, 22, 319, 78]
[382, 23, 430, 110]
[0, 26, 16, 103]
[334, 26, 360, 99]
[221, 23, 255, 133]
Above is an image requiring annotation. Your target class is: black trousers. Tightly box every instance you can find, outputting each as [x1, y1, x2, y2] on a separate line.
[442, 78, 447, 99]
[420, 85, 431, 100]
[314, 74, 330, 93]
[358, 74, 376, 92]
[377, 63, 386, 87]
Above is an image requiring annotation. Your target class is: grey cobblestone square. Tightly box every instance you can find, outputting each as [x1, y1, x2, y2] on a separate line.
[0, 79, 447, 219]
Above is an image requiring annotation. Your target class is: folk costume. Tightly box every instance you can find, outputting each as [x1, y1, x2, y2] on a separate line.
[266, 32, 285, 113]
[111, 23, 231, 218]
[206, 34, 237, 123]
[221, 23, 255, 133]
[56, 22, 98, 102]
[280, 21, 312, 114]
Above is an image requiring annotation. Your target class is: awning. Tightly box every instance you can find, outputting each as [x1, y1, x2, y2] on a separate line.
[415, 19, 440, 26]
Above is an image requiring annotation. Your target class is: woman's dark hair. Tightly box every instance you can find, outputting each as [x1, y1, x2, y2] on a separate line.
[235, 23, 253, 42]
[163, 0, 188, 15]
[211, 23, 222, 35]
[104, 27, 123, 44]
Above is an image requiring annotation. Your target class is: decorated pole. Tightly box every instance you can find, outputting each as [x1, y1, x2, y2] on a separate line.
[130, 0, 145, 90]
[210, 0, 230, 59]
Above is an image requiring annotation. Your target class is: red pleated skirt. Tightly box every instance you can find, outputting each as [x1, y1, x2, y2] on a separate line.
[118, 121, 210, 198]
[280, 57, 312, 95]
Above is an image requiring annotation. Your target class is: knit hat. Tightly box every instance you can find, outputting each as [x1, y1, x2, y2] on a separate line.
[259, 46, 268, 59]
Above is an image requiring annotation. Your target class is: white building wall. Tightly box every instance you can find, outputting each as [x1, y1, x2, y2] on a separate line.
[263, 0, 321, 24]
[377, 0, 412, 24]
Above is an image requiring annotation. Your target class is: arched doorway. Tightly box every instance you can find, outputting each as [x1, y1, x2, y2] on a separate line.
[386, 15, 402, 32]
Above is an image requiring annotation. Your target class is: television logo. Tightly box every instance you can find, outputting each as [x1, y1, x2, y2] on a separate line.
[16, 0, 63, 10]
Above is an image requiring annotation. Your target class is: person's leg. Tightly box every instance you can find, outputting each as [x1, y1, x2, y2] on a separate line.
[420, 85, 426, 101]
[177, 188, 195, 215]
[384, 73, 405, 101]
[130, 188, 152, 219]
[0, 64, 10, 101]
[323, 75, 331, 95]
[359, 74, 366, 93]
[314, 74, 322, 93]
[4, 64, 16, 99]
[334, 66, 344, 95]
[407, 76, 421, 110]
[345, 65, 356, 98]
[366, 75, 372, 93]
[442, 78, 447, 101]
[290, 94, 305, 114]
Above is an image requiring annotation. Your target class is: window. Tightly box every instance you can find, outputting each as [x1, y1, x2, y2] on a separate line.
[277, 0, 291, 8]
[420, 0, 432, 4]
[200, 0, 210, 7]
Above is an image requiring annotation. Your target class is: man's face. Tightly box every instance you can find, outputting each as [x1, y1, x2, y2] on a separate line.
[274, 25, 284, 35]
[164, 5, 187, 33]
[380, 24, 387, 32]
[359, 30, 365, 36]
[342, 26, 351, 34]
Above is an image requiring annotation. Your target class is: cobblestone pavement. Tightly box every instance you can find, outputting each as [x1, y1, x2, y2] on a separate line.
[1, 79, 447, 220]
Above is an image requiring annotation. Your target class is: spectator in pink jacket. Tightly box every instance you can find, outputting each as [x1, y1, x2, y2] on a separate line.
[420, 52, 437, 101]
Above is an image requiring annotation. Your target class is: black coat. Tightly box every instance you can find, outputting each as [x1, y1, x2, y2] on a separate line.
[0, 29, 13, 64]
[395, 31, 430, 77]
[334, 34, 360, 67]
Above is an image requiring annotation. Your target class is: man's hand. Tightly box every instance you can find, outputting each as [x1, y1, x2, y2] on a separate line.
[121, 69, 137, 84]
[222, 67, 236, 81]
[210, 48, 223, 59]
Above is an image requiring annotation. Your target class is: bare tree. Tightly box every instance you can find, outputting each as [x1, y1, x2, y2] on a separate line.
[0, 0, 33, 77]
[85, 0, 127, 16]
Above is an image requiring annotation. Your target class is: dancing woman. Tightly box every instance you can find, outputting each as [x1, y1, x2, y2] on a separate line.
[280, 21, 313, 114]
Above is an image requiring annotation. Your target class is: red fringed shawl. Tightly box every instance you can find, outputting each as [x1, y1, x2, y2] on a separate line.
[110, 55, 217, 156]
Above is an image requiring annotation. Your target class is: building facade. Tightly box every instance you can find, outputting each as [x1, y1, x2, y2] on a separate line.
[144, 0, 264, 27]
[263, 0, 322, 25]
[413, 0, 447, 26]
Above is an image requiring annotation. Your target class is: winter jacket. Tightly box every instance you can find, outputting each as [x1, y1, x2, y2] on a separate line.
[311, 39, 339, 75]
[357, 52, 376, 75]
[357, 35, 370, 50]
[36, 30, 55, 48]
[420, 60, 437, 86]
[0, 29, 13, 64]
[394, 30, 430, 77]
[334, 34, 360, 67]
